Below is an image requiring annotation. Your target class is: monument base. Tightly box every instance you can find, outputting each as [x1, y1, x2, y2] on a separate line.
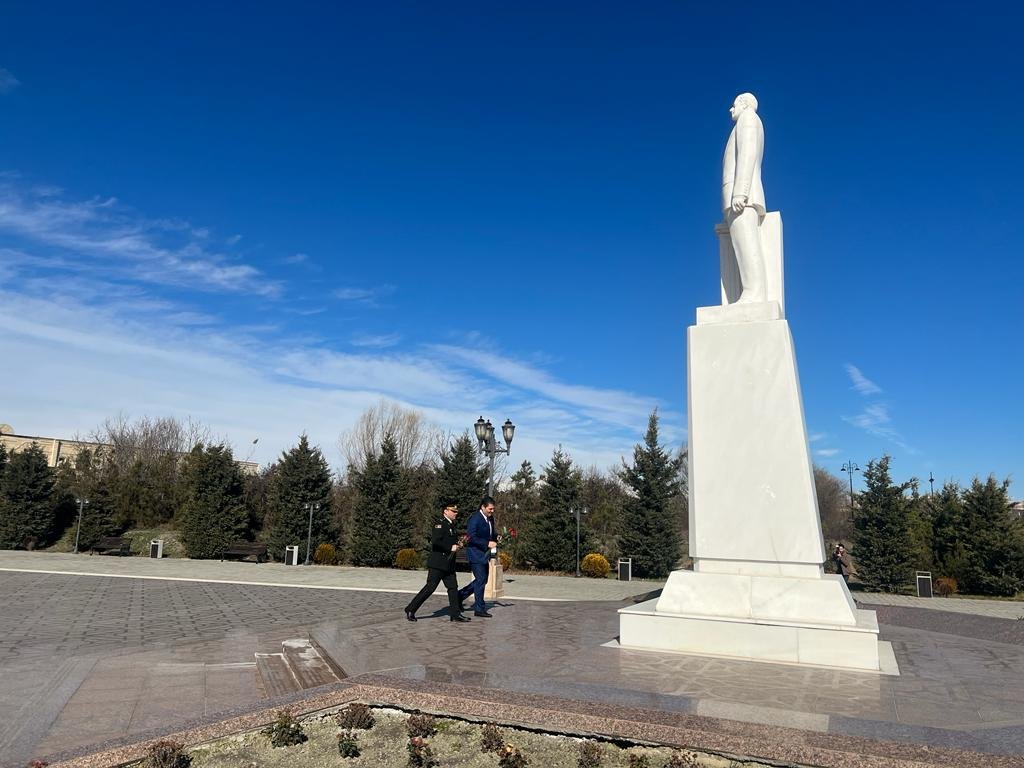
[618, 570, 893, 673]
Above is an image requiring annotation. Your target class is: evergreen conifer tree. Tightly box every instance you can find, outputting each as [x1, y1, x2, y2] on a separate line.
[436, 433, 487, 519]
[958, 476, 1021, 596]
[0, 443, 58, 549]
[519, 447, 587, 571]
[179, 444, 249, 559]
[852, 455, 914, 592]
[265, 435, 334, 561]
[349, 435, 410, 566]
[618, 411, 683, 578]
[930, 481, 967, 580]
[55, 447, 118, 550]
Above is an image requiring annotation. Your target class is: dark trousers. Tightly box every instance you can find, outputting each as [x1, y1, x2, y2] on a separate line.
[406, 568, 461, 618]
[458, 561, 489, 613]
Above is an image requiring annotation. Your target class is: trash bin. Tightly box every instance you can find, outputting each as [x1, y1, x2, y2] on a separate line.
[916, 571, 933, 598]
[284, 545, 300, 566]
[149, 539, 164, 559]
[618, 557, 632, 581]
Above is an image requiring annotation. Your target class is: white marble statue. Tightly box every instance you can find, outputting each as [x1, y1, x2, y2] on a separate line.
[721, 92, 766, 304]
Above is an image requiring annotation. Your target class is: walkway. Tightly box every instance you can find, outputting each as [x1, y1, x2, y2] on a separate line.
[3, 553, 1024, 767]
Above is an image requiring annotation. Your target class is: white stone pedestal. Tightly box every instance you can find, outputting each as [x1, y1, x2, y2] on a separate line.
[618, 292, 892, 673]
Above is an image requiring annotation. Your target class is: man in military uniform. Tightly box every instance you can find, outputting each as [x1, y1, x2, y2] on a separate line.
[404, 500, 471, 622]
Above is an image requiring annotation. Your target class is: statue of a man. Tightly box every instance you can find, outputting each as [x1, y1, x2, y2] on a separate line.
[722, 92, 766, 303]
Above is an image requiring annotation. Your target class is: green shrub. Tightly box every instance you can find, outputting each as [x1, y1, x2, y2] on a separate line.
[145, 739, 191, 768]
[481, 722, 504, 753]
[628, 754, 650, 768]
[261, 710, 306, 747]
[335, 702, 375, 730]
[337, 730, 360, 758]
[577, 740, 603, 767]
[406, 713, 437, 738]
[580, 553, 610, 579]
[395, 548, 423, 570]
[935, 577, 958, 597]
[314, 542, 338, 565]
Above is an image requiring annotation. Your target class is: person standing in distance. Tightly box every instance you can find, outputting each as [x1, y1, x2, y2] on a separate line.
[458, 496, 498, 617]
[404, 500, 471, 622]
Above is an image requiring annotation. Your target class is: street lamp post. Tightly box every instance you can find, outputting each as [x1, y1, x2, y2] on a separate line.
[473, 417, 516, 497]
[73, 497, 89, 554]
[571, 506, 588, 577]
[304, 502, 320, 565]
[841, 460, 860, 522]
[928, 471, 935, 497]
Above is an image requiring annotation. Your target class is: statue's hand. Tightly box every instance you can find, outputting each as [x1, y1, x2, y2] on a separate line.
[731, 196, 747, 213]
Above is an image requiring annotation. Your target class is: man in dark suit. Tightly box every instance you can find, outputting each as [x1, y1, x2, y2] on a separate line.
[457, 495, 497, 617]
[404, 500, 471, 622]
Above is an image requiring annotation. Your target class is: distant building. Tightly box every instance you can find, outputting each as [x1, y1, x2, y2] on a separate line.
[0, 423, 259, 474]
[1011, 501, 1024, 520]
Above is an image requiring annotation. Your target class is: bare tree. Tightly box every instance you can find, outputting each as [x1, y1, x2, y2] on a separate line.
[91, 414, 214, 470]
[815, 464, 853, 545]
[338, 400, 443, 471]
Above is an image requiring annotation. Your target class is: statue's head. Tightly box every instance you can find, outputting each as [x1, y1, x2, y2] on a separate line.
[729, 92, 758, 122]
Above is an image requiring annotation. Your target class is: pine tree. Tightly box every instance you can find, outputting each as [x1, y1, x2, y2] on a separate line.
[618, 411, 683, 578]
[852, 455, 914, 592]
[957, 476, 1021, 596]
[930, 482, 967, 580]
[265, 435, 335, 561]
[436, 434, 488, 518]
[0, 443, 58, 549]
[178, 444, 249, 559]
[519, 447, 587, 571]
[55, 447, 117, 550]
[349, 436, 410, 566]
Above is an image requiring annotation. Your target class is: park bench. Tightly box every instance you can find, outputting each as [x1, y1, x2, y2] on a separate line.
[90, 536, 131, 556]
[220, 542, 268, 563]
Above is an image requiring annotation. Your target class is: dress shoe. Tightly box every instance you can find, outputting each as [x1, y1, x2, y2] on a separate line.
[473, 611, 493, 618]
[450, 615, 471, 622]
[405, 610, 417, 622]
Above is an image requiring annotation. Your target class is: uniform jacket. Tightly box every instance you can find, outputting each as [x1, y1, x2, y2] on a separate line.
[465, 510, 495, 565]
[426, 516, 460, 572]
[721, 108, 766, 215]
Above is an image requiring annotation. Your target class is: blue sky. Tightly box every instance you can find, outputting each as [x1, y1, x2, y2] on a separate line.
[1, 2, 1021, 493]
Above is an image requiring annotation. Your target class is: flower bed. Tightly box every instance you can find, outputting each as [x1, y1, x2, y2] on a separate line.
[179, 707, 773, 768]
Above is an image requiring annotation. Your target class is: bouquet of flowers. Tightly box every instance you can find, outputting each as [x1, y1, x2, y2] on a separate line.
[496, 526, 517, 546]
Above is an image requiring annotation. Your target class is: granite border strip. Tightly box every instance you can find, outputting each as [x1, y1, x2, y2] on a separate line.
[43, 674, 1024, 768]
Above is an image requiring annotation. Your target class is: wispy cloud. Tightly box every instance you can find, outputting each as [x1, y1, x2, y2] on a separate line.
[845, 364, 882, 396]
[816, 448, 840, 457]
[842, 402, 914, 452]
[333, 285, 395, 305]
[351, 332, 402, 349]
[0, 68, 19, 94]
[0, 182, 281, 297]
[284, 252, 309, 264]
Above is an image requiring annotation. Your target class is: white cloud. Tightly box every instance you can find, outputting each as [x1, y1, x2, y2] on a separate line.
[816, 448, 840, 457]
[285, 252, 309, 264]
[0, 68, 19, 94]
[351, 332, 402, 349]
[0, 184, 281, 297]
[841, 403, 914, 452]
[332, 285, 395, 305]
[844, 364, 882, 396]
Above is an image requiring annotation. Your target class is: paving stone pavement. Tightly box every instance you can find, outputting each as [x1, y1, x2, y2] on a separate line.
[3, 563, 1024, 766]
[855, 590, 1024, 620]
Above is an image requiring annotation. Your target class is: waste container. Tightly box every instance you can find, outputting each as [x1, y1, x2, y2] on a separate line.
[149, 539, 164, 559]
[284, 545, 300, 566]
[618, 557, 632, 581]
[916, 571, 933, 598]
